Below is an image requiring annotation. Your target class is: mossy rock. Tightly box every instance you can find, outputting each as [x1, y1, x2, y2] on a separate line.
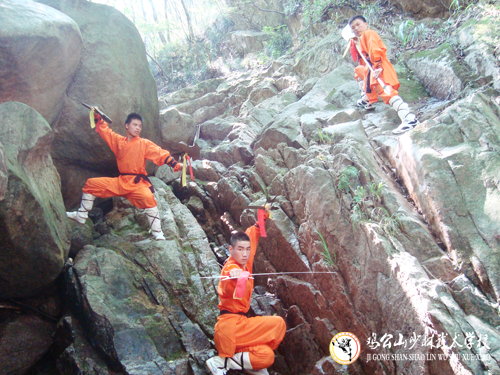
[394, 63, 428, 103]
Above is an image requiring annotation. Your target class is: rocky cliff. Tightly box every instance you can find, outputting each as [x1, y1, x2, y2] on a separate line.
[0, 0, 499, 374]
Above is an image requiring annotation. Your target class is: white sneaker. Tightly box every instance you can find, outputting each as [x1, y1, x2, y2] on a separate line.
[153, 232, 166, 241]
[392, 119, 420, 135]
[206, 356, 228, 375]
[66, 211, 86, 224]
[357, 98, 374, 110]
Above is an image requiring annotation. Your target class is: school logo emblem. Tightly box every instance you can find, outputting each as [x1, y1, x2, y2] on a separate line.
[330, 332, 361, 365]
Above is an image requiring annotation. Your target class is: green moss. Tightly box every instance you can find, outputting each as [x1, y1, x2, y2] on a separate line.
[410, 42, 455, 61]
[462, 16, 500, 47]
[394, 64, 428, 102]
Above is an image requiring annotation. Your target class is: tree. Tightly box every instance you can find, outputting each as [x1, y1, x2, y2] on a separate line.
[148, 0, 167, 45]
[179, 0, 194, 42]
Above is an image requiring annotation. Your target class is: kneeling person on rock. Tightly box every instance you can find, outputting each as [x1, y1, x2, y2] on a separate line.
[206, 214, 286, 375]
[350, 15, 419, 134]
[66, 112, 181, 240]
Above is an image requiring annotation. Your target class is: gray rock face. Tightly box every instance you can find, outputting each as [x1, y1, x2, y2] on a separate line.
[374, 92, 500, 301]
[227, 30, 271, 56]
[161, 29, 500, 372]
[0, 0, 83, 125]
[254, 63, 358, 151]
[35, 0, 161, 208]
[64, 178, 222, 374]
[0, 312, 55, 375]
[0, 102, 70, 299]
[457, 17, 500, 91]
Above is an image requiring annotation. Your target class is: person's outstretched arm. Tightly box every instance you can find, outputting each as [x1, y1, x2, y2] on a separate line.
[245, 210, 270, 269]
[144, 140, 181, 171]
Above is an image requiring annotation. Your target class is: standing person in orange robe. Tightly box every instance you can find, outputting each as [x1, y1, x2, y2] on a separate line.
[66, 112, 181, 240]
[350, 15, 419, 134]
[206, 215, 286, 375]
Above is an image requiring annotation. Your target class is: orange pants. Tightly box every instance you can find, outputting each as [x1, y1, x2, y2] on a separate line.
[214, 315, 286, 369]
[82, 176, 157, 209]
[354, 66, 399, 104]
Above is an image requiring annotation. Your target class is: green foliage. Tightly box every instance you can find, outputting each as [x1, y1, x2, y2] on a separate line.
[315, 230, 337, 269]
[256, 179, 270, 199]
[154, 15, 234, 91]
[284, 0, 347, 24]
[371, 207, 409, 235]
[283, 0, 301, 15]
[369, 182, 387, 202]
[262, 25, 293, 59]
[315, 129, 335, 145]
[393, 20, 426, 48]
[344, 178, 407, 237]
[350, 204, 368, 227]
[352, 186, 365, 205]
[337, 166, 359, 193]
[448, 0, 474, 12]
[358, 1, 382, 24]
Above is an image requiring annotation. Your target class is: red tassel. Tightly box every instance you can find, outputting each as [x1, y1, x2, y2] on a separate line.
[258, 209, 267, 238]
[187, 155, 194, 180]
[234, 271, 250, 299]
[350, 40, 358, 62]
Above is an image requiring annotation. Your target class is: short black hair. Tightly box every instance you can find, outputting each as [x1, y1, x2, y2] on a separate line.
[125, 112, 143, 125]
[230, 231, 250, 247]
[349, 15, 367, 25]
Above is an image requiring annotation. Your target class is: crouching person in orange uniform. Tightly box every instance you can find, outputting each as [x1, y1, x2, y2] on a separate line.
[206, 215, 286, 375]
[66, 112, 181, 240]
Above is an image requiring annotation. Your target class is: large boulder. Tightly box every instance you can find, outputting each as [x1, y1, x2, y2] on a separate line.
[392, 0, 453, 18]
[0, 0, 83, 125]
[0, 102, 70, 299]
[407, 43, 474, 101]
[36, 0, 161, 208]
[62, 178, 223, 373]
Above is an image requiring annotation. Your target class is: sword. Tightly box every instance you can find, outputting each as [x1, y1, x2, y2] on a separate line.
[81, 102, 113, 124]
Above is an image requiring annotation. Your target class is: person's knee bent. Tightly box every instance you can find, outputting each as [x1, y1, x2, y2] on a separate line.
[249, 346, 275, 369]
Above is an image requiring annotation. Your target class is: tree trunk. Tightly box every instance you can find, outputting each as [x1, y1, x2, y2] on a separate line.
[164, 0, 171, 43]
[139, 0, 149, 49]
[179, 0, 194, 42]
[148, 0, 167, 45]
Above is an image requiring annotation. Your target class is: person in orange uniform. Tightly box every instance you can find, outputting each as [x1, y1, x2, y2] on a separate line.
[206, 216, 286, 375]
[350, 15, 419, 134]
[66, 112, 181, 240]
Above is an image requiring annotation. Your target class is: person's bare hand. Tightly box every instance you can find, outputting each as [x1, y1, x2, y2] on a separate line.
[373, 68, 383, 79]
[229, 269, 243, 278]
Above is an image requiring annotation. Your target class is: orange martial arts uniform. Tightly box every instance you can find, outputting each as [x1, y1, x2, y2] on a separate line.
[82, 121, 173, 209]
[354, 29, 400, 105]
[214, 225, 286, 370]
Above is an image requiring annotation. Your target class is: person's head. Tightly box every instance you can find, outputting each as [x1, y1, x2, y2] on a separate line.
[229, 231, 251, 266]
[125, 113, 143, 138]
[349, 15, 368, 38]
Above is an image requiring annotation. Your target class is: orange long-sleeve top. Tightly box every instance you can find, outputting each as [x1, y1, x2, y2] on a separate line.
[97, 121, 172, 174]
[217, 225, 261, 314]
[358, 29, 400, 89]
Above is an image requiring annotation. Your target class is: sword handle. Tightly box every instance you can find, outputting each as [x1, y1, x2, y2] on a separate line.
[81, 102, 113, 124]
